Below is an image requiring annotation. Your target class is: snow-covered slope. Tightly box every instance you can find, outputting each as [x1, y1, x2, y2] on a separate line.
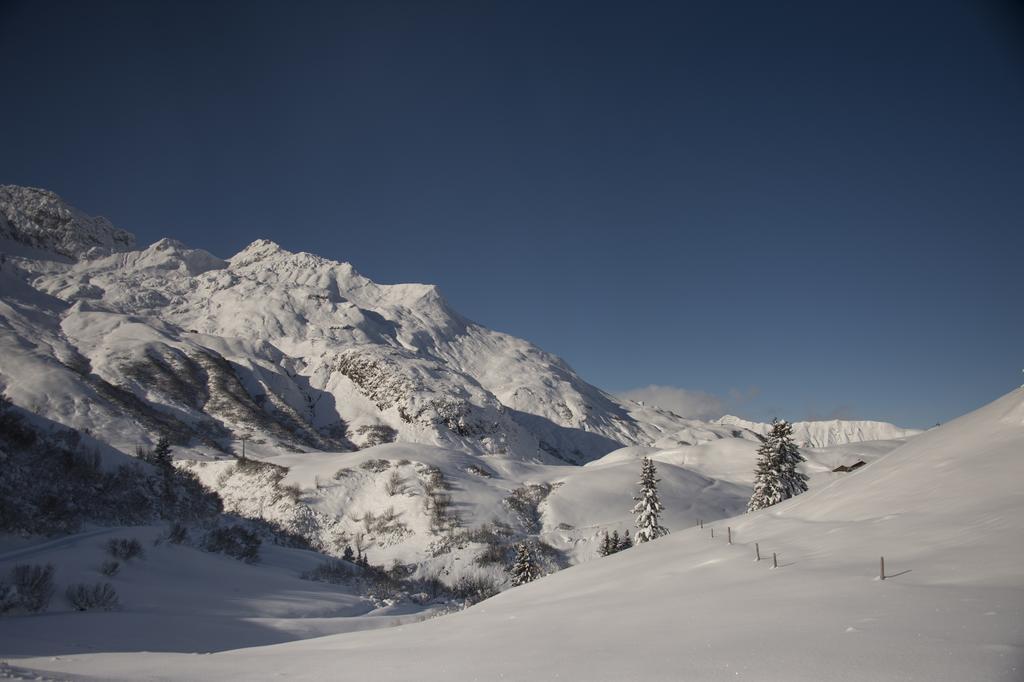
[14, 388, 1019, 681]
[715, 414, 923, 447]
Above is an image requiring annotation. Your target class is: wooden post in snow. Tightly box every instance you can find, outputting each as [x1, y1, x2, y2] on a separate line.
[710, 527, 714, 539]
[699, 519, 703, 529]
[755, 543, 761, 561]
[727, 527, 732, 545]
[880, 556, 885, 580]
[772, 552, 778, 569]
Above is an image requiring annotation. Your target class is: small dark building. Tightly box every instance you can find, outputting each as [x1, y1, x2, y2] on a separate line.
[833, 460, 867, 473]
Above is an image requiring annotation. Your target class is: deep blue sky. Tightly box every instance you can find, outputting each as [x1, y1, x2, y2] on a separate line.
[2, 1, 1022, 427]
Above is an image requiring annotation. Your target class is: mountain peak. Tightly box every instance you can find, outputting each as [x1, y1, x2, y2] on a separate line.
[0, 184, 136, 260]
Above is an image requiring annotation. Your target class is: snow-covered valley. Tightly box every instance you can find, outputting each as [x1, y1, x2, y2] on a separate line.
[0, 186, 1018, 680]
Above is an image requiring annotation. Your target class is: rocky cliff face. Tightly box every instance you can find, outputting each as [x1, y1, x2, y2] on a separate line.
[0, 185, 135, 260]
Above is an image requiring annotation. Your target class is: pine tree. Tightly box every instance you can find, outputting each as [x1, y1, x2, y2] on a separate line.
[152, 435, 173, 468]
[747, 419, 809, 512]
[342, 546, 355, 562]
[632, 457, 669, 543]
[617, 529, 633, 551]
[510, 542, 541, 586]
[610, 530, 620, 552]
[597, 531, 613, 557]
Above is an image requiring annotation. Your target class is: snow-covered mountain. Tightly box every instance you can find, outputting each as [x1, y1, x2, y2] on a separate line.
[0, 186, 918, 465]
[0, 186, 695, 464]
[714, 414, 922, 447]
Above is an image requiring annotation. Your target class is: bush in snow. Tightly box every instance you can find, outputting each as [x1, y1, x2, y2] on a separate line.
[384, 469, 404, 496]
[332, 467, 354, 480]
[8, 563, 56, 613]
[453, 572, 500, 605]
[302, 559, 354, 584]
[474, 541, 508, 566]
[747, 419, 809, 512]
[427, 492, 456, 532]
[632, 457, 668, 543]
[0, 583, 19, 614]
[66, 582, 119, 611]
[106, 538, 144, 561]
[99, 560, 121, 577]
[167, 522, 188, 544]
[420, 464, 449, 493]
[359, 458, 391, 473]
[355, 425, 397, 448]
[203, 525, 262, 563]
[503, 483, 555, 534]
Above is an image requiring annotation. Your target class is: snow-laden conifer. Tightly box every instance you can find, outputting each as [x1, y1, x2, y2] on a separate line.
[632, 457, 668, 543]
[510, 542, 541, 586]
[747, 419, 809, 512]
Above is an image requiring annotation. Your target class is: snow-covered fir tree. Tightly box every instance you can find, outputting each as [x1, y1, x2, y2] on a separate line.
[632, 457, 669, 543]
[510, 542, 541, 586]
[747, 419, 809, 512]
[617, 529, 633, 550]
[598, 531, 614, 557]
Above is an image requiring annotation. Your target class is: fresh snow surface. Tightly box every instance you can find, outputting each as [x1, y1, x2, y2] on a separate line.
[5, 389, 1021, 681]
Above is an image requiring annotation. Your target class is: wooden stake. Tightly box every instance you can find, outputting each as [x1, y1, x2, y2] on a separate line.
[699, 519, 703, 529]
[772, 552, 778, 569]
[727, 527, 732, 545]
[710, 528, 714, 539]
[755, 543, 760, 561]
[880, 556, 885, 581]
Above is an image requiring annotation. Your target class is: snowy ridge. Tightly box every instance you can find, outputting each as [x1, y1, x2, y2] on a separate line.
[714, 414, 923, 447]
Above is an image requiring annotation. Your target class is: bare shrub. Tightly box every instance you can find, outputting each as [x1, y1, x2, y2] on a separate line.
[168, 523, 188, 544]
[9, 563, 56, 613]
[452, 573, 500, 605]
[204, 525, 261, 563]
[384, 470, 404, 496]
[474, 542, 508, 566]
[66, 582, 119, 611]
[106, 537, 144, 561]
[359, 458, 391, 473]
[302, 559, 353, 584]
[0, 583, 19, 614]
[99, 560, 120, 577]
[355, 424, 397, 448]
[281, 482, 302, 502]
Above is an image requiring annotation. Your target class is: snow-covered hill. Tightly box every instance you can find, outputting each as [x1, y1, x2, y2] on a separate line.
[715, 414, 923, 447]
[12, 388, 1019, 681]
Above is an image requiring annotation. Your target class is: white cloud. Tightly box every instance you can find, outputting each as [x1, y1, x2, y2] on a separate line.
[618, 385, 727, 420]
